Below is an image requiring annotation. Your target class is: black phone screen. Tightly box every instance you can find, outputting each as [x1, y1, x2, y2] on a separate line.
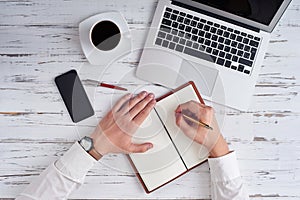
[55, 70, 94, 123]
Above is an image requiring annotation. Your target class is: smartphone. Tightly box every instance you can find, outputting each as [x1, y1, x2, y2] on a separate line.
[55, 70, 94, 123]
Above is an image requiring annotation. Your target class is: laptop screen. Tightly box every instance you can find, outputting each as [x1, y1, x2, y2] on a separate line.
[191, 0, 284, 25]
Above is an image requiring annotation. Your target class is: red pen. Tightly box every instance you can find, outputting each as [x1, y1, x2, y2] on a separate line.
[85, 79, 127, 91]
[99, 82, 127, 91]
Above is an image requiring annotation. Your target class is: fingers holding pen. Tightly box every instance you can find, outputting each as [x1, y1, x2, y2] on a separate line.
[175, 101, 214, 126]
[174, 100, 217, 144]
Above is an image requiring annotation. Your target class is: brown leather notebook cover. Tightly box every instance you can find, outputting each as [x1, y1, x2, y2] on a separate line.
[128, 81, 207, 193]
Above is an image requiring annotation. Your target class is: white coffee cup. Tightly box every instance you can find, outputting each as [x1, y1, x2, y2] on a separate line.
[79, 12, 131, 66]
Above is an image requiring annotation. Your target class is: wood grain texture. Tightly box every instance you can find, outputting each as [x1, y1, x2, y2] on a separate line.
[0, 0, 299, 199]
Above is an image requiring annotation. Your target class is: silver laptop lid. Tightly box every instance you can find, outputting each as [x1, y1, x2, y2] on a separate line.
[172, 0, 292, 32]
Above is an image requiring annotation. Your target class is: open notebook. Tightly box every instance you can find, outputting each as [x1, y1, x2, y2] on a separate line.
[128, 81, 209, 193]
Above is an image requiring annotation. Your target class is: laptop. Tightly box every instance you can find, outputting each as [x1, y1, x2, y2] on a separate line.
[136, 0, 291, 110]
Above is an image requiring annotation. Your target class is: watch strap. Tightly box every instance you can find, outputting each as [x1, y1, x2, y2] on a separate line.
[88, 148, 103, 161]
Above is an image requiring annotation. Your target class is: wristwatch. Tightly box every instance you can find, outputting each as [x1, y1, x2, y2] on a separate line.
[79, 136, 102, 161]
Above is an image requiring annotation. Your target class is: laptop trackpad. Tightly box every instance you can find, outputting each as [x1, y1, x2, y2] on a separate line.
[176, 60, 218, 96]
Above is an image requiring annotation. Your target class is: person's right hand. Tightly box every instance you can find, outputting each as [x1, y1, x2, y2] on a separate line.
[175, 100, 229, 158]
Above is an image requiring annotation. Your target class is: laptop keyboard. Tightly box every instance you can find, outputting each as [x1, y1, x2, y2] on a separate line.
[154, 7, 261, 75]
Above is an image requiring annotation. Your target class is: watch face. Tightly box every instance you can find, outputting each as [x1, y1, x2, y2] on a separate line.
[80, 136, 93, 151]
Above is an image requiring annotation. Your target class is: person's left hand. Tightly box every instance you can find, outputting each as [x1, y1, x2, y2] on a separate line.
[90, 91, 156, 155]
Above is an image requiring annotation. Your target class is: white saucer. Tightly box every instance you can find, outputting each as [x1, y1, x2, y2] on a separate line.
[79, 12, 132, 66]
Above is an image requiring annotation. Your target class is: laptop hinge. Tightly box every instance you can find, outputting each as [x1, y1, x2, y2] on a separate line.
[171, 0, 260, 33]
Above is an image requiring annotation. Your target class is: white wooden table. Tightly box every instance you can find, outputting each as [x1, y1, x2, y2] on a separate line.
[1, 0, 300, 199]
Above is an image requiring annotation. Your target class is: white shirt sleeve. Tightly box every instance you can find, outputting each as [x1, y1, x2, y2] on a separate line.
[208, 151, 249, 200]
[16, 142, 96, 200]
[16, 143, 248, 200]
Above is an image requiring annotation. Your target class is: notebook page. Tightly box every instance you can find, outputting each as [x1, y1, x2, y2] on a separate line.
[155, 84, 209, 169]
[129, 109, 186, 192]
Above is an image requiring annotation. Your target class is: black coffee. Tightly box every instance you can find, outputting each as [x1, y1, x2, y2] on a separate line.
[91, 21, 121, 51]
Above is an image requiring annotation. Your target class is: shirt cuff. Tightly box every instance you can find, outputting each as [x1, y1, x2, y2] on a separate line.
[55, 142, 97, 182]
[208, 151, 240, 182]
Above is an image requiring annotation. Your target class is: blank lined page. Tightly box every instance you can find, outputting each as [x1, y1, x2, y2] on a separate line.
[129, 110, 186, 192]
[155, 84, 209, 169]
